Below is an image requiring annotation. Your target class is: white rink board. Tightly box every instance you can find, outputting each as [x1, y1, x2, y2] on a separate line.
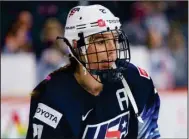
[1, 98, 30, 138]
[158, 90, 187, 138]
[1, 90, 187, 138]
[1, 53, 37, 96]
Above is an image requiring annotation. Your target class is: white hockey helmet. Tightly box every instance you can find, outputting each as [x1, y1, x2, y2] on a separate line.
[58, 4, 131, 83]
[64, 5, 121, 46]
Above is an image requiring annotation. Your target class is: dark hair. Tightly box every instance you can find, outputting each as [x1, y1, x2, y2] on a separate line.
[67, 56, 79, 72]
[49, 56, 78, 77]
[31, 56, 78, 98]
[53, 36, 79, 73]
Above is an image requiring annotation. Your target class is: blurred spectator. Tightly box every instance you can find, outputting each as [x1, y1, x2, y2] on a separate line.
[147, 28, 176, 89]
[17, 11, 33, 30]
[3, 23, 32, 53]
[40, 17, 65, 51]
[143, 2, 170, 45]
[3, 28, 19, 53]
[168, 23, 188, 87]
[122, 2, 147, 45]
[16, 11, 33, 44]
[37, 18, 70, 82]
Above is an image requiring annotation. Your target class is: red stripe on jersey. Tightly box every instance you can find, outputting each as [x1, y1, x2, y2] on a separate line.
[106, 131, 121, 138]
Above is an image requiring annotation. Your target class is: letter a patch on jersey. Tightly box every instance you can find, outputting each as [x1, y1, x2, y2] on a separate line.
[137, 67, 150, 80]
[34, 103, 63, 128]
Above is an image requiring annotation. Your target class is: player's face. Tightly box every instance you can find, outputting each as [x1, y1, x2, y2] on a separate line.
[86, 32, 119, 70]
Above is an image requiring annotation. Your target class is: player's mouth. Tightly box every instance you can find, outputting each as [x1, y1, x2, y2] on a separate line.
[100, 60, 114, 69]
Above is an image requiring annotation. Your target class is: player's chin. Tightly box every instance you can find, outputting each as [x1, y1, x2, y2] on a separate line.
[100, 62, 114, 70]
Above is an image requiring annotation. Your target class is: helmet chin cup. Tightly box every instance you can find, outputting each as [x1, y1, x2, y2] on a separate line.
[89, 59, 129, 84]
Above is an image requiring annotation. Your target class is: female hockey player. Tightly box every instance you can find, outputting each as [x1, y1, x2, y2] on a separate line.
[26, 4, 161, 139]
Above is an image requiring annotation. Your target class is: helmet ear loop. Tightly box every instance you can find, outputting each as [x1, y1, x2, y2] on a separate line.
[69, 43, 88, 75]
[78, 47, 88, 75]
[72, 46, 88, 75]
[57, 36, 88, 74]
[76, 32, 90, 75]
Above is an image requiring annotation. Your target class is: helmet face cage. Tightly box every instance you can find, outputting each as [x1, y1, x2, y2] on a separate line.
[74, 29, 131, 83]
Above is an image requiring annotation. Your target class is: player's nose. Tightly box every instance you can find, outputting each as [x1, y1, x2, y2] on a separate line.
[107, 41, 116, 60]
[107, 50, 117, 62]
[107, 40, 116, 51]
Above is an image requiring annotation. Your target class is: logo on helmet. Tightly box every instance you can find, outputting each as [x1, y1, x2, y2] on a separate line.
[97, 19, 106, 27]
[69, 7, 80, 17]
[107, 19, 119, 24]
[99, 9, 106, 13]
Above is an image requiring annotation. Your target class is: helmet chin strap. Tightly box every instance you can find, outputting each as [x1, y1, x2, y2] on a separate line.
[58, 36, 88, 75]
[70, 51, 87, 75]
[112, 63, 144, 123]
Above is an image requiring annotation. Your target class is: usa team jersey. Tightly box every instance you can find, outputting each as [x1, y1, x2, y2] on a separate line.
[26, 62, 161, 139]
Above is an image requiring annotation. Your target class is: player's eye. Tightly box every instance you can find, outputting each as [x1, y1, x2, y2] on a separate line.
[95, 39, 106, 45]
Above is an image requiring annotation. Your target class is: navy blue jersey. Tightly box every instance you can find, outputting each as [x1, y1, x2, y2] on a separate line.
[26, 62, 161, 139]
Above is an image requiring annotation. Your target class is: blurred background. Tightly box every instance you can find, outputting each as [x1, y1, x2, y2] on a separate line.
[1, 1, 188, 138]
